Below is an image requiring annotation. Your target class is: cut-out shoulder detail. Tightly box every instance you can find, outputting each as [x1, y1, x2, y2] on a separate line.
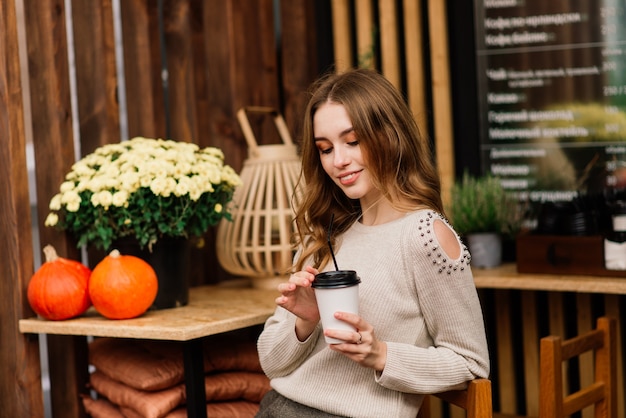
[433, 219, 461, 259]
[415, 212, 470, 275]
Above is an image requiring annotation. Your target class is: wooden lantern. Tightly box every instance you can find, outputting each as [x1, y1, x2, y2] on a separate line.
[216, 107, 302, 288]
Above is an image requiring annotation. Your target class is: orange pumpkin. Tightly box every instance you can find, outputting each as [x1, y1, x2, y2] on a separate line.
[89, 249, 158, 319]
[27, 245, 92, 320]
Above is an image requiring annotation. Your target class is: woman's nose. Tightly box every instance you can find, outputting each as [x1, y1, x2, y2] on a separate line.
[334, 148, 350, 167]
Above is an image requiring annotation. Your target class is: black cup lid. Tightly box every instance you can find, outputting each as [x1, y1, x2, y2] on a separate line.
[312, 270, 360, 288]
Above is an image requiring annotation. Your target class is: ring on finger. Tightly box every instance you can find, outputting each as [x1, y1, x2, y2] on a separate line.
[356, 332, 363, 344]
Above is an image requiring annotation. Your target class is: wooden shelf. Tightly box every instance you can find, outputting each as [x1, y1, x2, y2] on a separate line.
[19, 286, 278, 341]
[473, 263, 626, 295]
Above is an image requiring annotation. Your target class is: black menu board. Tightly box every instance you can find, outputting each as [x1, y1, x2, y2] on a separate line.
[473, 1, 626, 227]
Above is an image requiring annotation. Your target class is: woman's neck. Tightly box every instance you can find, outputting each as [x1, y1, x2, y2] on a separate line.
[359, 198, 408, 226]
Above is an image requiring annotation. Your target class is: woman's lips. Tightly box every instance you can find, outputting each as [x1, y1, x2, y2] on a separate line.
[338, 170, 361, 186]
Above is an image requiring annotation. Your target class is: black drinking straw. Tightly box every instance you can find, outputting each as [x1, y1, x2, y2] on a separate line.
[327, 214, 339, 271]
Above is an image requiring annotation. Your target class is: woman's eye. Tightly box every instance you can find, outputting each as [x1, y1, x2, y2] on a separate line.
[347, 140, 359, 147]
[319, 148, 332, 155]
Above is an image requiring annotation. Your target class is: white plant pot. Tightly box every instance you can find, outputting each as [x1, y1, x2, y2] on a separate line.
[466, 232, 502, 268]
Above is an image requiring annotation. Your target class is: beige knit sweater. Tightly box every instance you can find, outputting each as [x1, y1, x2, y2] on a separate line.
[257, 210, 490, 418]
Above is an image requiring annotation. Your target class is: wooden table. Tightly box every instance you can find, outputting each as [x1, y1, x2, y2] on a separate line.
[19, 286, 278, 418]
[472, 262, 626, 294]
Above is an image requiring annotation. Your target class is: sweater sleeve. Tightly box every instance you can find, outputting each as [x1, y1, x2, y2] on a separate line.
[256, 306, 323, 379]
[375, 217, 490, 393]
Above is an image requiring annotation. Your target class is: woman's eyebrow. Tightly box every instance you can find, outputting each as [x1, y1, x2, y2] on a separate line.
[314, 126, 354, 142]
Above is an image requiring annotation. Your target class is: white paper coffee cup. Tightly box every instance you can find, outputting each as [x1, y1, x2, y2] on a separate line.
[312, 270, 360, 344]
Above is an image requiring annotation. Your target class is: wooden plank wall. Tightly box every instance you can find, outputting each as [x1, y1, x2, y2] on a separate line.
[0, 0, 43, 417]
[1, 1, 319, 417]
[329, 1, 626, 417]
[3, 0, 625, 417]
[330, 0, 455, 205]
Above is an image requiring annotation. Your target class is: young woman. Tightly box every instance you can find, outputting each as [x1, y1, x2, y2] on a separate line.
[256, 68, 490, 417]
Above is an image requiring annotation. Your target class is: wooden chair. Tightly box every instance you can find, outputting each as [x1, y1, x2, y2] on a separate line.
[539, 316, 617, 418]
[491, 316, 618, 418]
[417, 378, 493, 418]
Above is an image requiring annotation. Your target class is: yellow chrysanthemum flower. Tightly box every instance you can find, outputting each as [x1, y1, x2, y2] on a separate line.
[46, 137, 242, 251]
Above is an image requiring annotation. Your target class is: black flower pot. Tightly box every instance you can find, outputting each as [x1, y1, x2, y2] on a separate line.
[111, 236, 191, 309]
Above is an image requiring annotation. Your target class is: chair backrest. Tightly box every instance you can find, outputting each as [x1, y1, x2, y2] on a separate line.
[539, 316, 617, 418]
[417, 378, 492, 418]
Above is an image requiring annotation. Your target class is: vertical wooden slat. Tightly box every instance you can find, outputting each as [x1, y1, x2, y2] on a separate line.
[23, 1, 88, 417]
[403, 0, 428, 137]
[279, 0, 319, 140]
[162, 0, 198, 142]
[378, 0, 400, 87]
[576, 293, 594, 418]
[0, 0, 44, 416]
[71, 0, 120, 154]
[202, 0, 240, 166]
[24, 0, 77, 236]
[547, 292, 567, 400]
[120, 0, 165, 138]
[427, 0, 455, 207]
[199, 0, 243, 286]
[355, 0, 374, 69]
[495, 289, 517, 414]
[246, 0, 282, 143]
[189, 0, 208, 143]
[431, 397, 443, 418]
[331, 0, 352, 72]
[521, 291, 539, 416]
[547, 292, 566, 335]
[605, 294, 625, 416]
[450, 403, 464, 418]
[46, 336, 89, 418]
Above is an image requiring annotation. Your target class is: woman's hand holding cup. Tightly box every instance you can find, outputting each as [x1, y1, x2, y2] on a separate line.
[276, 266, 321, 340]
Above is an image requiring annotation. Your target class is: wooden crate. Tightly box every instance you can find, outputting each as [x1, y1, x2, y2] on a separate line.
[516, 234, 626, 278]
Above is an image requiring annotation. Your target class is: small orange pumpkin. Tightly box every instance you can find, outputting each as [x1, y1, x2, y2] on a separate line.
[89, 249, 158, 319]
[27, 245, 92, 320]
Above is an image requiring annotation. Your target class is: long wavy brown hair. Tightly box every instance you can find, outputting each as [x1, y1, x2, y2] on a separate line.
[292, 68, 443, 272]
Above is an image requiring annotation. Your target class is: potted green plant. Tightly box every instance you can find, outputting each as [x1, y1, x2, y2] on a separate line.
[447, 171, 523, 268]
